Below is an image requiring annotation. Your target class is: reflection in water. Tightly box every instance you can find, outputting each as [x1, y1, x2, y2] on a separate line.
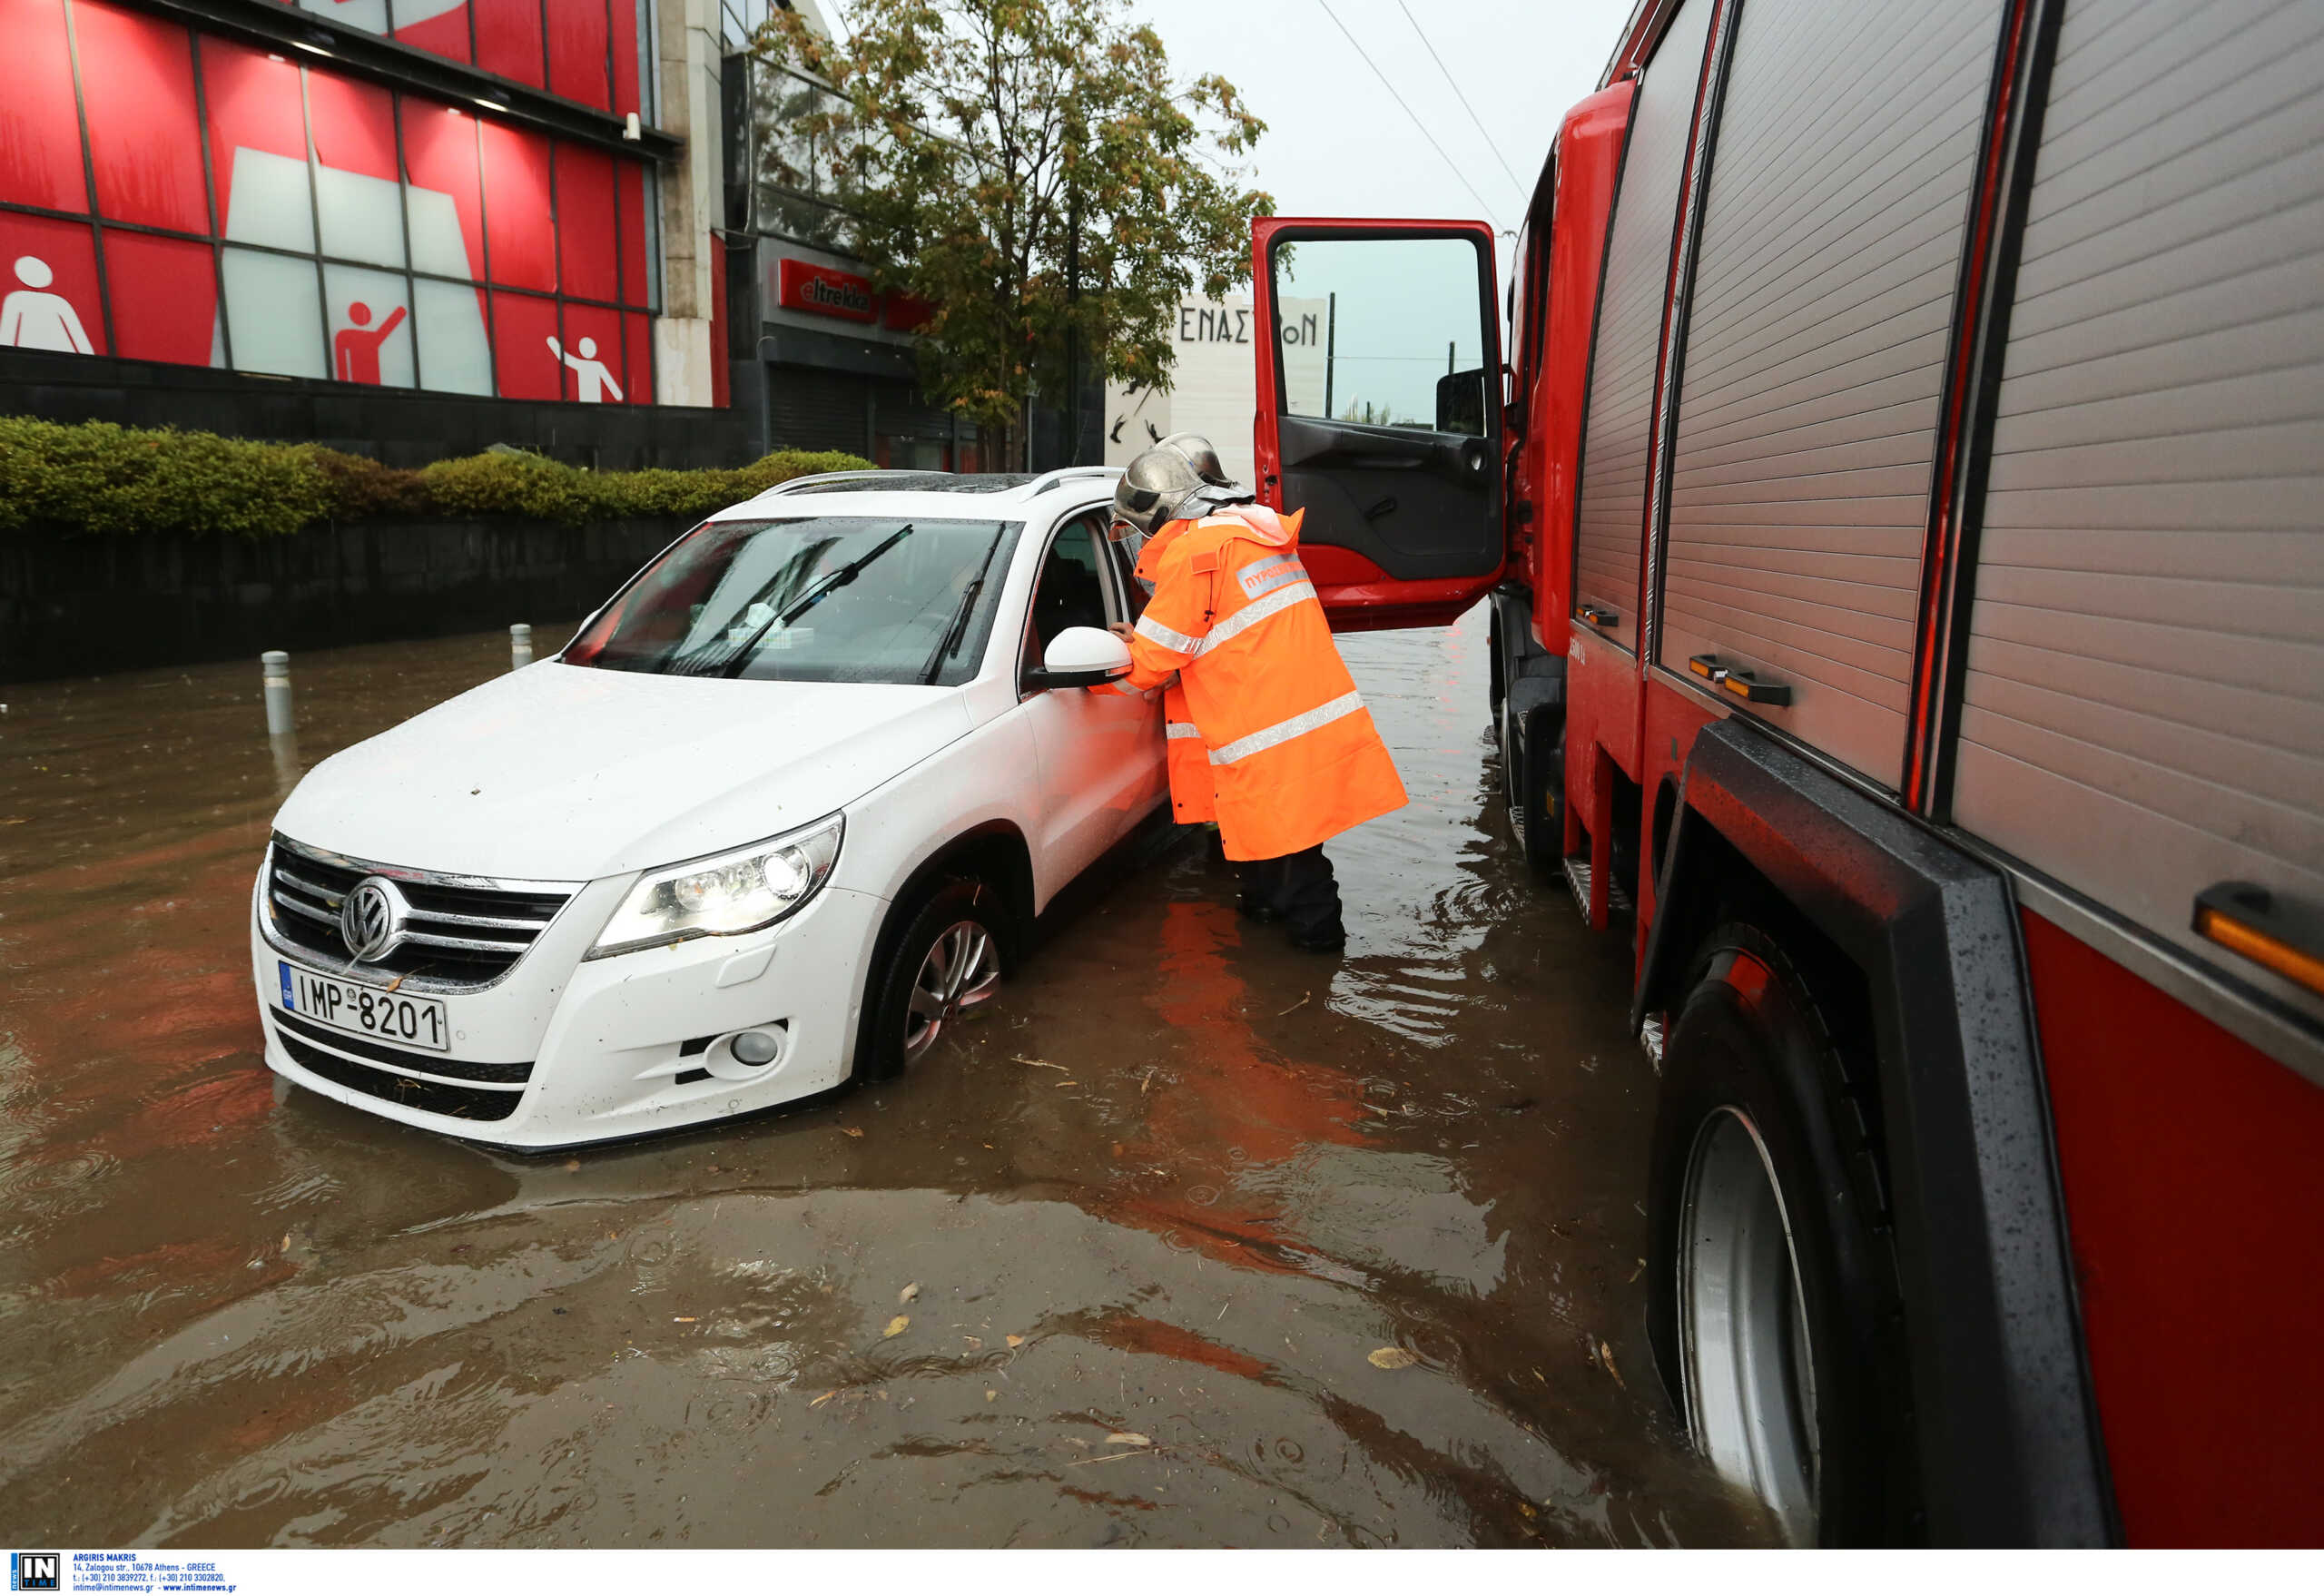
[0, 614, 1773, 1547]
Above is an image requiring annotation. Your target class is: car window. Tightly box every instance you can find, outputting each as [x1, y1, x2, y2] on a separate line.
[1106, 522, 1149, 619]
[564, 515, 1022, 686]
[1022, 516, 1114, 672]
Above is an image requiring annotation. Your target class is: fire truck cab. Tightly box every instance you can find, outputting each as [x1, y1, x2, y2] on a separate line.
[1247, 0, 2324, 1548]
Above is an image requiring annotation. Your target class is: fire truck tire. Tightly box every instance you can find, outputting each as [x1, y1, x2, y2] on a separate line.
[1499, 699, 1562, 876]
[1647, 922, 1912, 1546]
[1488, 611, 1506, 714]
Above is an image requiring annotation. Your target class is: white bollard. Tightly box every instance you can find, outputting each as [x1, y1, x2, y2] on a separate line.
[509, 623, 534, 671]
[261, 650, 293, 735]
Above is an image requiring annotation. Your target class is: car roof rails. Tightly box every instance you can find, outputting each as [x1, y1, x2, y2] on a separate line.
[1022, 466, 1124, 498]
[753, 468, 930, 498]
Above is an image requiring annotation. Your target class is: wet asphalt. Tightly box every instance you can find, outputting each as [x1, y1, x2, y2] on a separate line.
[0, 609, 1775, 1547]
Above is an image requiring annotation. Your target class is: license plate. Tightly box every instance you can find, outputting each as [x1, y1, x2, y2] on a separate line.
[277, 961, 449, 1053]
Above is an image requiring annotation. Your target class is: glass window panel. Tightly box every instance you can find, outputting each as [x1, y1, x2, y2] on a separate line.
[1272, 236, 1491, 433]
[480, 121, 556, 291]
[222, 247, 325, 377]
[557, 300, 625, 402]
[0, 0, 87, 213]
[323, 263, 414, 387]
[554, 143, 618, 303]
[548, 0, 611, 110]
[74, 2, 208, 234]
[475, 0, 547, 89]
[413, 277, 494, 394]
[400, 101, 487, 281]
[612, 0, 644, 120]
[308, 70, 404, 267]
[0, 213, 104, 355]
[621, 310, 653, 405]
[105, 232, 216, 364]
[295, 0, 385, 34]
[203, 42, 313, 253]
[393, 0, 473, 64]
[488, 288, 560, 399]
[616, 161, 652, 307]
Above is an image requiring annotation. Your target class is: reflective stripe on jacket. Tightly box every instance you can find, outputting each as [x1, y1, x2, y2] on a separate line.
[1115, 504, 1405, 860]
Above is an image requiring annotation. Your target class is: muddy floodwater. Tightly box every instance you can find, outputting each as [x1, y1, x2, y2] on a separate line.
[0, 611, 1775, 1547]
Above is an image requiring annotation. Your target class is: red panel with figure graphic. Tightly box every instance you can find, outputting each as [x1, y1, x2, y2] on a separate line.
[1, 0, 92, 214]
[489, 289, 561, 399]
[557, 300, 625, 403]
[104, 232, 217, 364]
[475, 0, 547, 88]
[0, 212, 105, 355]
[306, 69, 400, 183]
[480, 121, 556, 291]
[74, 2, 210, 236]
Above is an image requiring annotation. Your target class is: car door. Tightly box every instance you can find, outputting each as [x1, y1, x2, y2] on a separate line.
[1250, 218, 1508, 631]
[1017, 508, 1165, 891]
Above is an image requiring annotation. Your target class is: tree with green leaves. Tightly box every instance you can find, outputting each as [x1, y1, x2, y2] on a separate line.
[753, 0, 1271, 469]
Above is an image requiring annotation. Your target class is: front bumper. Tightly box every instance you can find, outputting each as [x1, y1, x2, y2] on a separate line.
[251, 870, 890, 1149]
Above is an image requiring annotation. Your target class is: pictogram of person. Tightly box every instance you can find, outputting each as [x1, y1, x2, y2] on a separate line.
[334, 300, 407, 384]
[547, 334, 624, 403]
[1, 256, 94, 354]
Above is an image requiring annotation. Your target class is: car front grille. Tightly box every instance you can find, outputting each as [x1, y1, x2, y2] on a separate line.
[266, 834, 577, 991]
[271, 1007, 534, 1085]
[273, 1023, 524, 1122]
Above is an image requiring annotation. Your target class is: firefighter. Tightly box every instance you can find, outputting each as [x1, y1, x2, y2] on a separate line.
[1104, 436, 1407, 951]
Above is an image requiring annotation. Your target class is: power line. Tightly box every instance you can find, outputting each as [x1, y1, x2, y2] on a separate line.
[1314, 0, 1508, 227]
[1394, 0, 1531, 205]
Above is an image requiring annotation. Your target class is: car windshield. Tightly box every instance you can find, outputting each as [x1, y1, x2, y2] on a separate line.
[564, 516, 1022, 685]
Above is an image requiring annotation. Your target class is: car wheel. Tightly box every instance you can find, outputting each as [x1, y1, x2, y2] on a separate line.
[1500, 697, 1561, 876]
[857, 878, 1007, 1082]
[1645, 923, 1913, 1545]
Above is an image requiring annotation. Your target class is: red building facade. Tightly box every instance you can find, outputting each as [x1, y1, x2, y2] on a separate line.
[0, 0, 664, 406]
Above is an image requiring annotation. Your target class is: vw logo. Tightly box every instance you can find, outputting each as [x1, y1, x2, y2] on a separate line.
[339, 877, 409, 963]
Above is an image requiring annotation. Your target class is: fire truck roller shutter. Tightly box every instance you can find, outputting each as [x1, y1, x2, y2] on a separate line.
[1570, 0, 1717, 660]
[1658, 0, 2006, 792]
[1948, 0, 2324, 1045]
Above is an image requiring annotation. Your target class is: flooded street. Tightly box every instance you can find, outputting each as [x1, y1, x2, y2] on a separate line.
[0, 610, 1774, 1548]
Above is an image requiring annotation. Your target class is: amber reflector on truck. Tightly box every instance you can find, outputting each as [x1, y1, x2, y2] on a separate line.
[2193, 882, 2324, 998]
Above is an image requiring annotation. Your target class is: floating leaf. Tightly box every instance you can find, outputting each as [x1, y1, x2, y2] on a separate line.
[884, 1315, 910, 1339]
[899, 1282, 920, 1304]
[810, 1390, 837, 1408]
[1105, 1432, 1152, 1447]
[840, 1127, 864, 1138]
[1600, 1341, 1625, 1389]
[1368, 1345, 1418, 1370]
[1006, 1334, 1025, 1348]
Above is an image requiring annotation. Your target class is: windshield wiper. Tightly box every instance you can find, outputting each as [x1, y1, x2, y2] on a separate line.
[921, 524, 1008, 685]
[716, 523, 915, 679]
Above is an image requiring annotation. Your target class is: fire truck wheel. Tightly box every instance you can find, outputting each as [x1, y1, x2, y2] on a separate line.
[1499, 698, 1561, 876]
[1647, 923, 1909, 1546]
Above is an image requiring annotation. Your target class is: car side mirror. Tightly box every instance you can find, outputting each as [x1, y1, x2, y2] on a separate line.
[1027, 626, 1133, 691]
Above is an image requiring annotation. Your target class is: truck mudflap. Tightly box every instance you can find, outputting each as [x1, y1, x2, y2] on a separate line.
[1636, 718, 2114, 1546]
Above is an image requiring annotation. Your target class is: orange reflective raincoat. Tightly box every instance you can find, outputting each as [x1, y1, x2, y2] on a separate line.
[1098, 504, 1406, 861]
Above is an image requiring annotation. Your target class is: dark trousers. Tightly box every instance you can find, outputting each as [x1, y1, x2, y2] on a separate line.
[1236, 845, 1344, 944]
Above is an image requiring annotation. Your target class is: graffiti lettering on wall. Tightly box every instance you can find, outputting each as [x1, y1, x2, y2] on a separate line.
[1106, 296, 1331, 487]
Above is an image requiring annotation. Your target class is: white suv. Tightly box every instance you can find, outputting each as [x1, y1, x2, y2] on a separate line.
[250, 468, 1166, 1149]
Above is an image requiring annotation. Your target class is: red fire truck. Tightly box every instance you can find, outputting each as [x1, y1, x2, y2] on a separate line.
[1244, 0, 2322, 1549]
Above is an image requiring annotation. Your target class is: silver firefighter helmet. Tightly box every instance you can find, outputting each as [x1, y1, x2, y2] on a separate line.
[1109, 434, 1254, 541]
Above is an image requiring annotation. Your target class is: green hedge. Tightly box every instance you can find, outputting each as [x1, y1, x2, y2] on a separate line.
[0, 416, 873, 538]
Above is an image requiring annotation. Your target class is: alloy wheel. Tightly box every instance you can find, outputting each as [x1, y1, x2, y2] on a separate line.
[901, 920, 1000, 1067]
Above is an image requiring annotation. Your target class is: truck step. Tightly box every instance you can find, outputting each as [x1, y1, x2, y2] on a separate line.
[1561, 854, 1634, 921]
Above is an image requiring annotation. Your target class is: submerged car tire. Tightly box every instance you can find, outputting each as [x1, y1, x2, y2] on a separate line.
[856, 878, 1008, 1082]
[1645, 923, 1914, 1546]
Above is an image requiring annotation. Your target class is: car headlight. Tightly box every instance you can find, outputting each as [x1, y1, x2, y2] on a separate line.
[586, 813, 843, 960]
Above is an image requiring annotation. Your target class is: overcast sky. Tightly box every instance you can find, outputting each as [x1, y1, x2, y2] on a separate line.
[1128, 0, 1640, 239]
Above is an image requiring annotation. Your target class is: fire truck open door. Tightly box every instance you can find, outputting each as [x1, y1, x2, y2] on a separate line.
[1249, 218, 1507, 631]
